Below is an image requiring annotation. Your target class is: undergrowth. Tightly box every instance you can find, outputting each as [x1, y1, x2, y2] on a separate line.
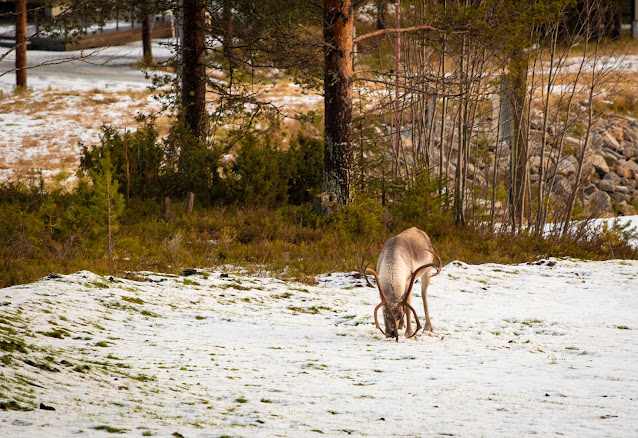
[1, 187, 636, 288]
[1, 123, 636, 288]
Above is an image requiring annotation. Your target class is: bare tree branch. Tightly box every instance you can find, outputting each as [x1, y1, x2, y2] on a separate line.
[354, 24, 468, 44]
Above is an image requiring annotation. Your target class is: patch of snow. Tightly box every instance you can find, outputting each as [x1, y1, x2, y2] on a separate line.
[1, 255, 637, 437]
[0, 39, 176, 92]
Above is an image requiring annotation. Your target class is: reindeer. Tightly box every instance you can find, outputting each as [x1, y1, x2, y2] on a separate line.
[364, 227, 441, 341]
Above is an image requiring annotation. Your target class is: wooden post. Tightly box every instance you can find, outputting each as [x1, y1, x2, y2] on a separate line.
[633, 0, 638, 39]
[184, 192, 195, 215]
[162, 197, 171, 221]
[15, 0, 27, 88]
[124, 129, 130, 206]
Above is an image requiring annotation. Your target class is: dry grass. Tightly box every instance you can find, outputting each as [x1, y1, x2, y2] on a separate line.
[1, 79, 324, 182]
[0, 89, 162, 181]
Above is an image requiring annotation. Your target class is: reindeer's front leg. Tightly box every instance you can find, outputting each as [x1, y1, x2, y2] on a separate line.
[404, 291, 414, 338]
[421, 269, 434, 333]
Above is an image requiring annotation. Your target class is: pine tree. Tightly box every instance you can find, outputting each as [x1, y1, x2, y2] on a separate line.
[89, 152, 125, 273]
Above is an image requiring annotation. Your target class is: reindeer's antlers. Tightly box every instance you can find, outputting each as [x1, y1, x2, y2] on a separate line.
[360, 250, 375, 288]
[366, 268, 400, 342]
[400, 261, 442, 303]
[401, 247, 443, 338]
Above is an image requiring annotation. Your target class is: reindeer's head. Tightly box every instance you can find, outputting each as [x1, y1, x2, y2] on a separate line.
[382, 302, 406, 339]
[365, 267, 422, 341]
[365, 262, 441, 341]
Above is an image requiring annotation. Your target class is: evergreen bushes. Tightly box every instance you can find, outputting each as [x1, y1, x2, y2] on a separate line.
[78, 122, 323, 208]
[1, 121, 636, 288]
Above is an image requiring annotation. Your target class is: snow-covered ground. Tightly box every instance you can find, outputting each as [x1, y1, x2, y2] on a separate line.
[1, 256, 637, 437]
[0, 38, 176, 92]
[0, 38, 322, 183]
[0, 38, 176, 182]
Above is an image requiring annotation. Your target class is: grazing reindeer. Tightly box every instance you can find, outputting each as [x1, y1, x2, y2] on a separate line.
[364, 227, 441, 341]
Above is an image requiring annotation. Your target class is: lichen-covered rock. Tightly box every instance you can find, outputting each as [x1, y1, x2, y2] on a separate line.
[602, 130, 622, 152]
[621, 146, 638, 160]
[587, 190, 612, 213]
[602, 171, 621, 183]
[598, 179, 616, 193]
[552, 177, 573, 199]
[529, 155, 541, 174]
[616, 163, 633, 179]
[583, 184, 598, 198]
[557, 159, 576, 176]
[624, 160, 638, 178]
[590, 153, 610, 175]
[600, 147, 622, 167]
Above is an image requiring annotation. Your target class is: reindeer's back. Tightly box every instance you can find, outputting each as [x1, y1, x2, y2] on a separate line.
[376, 227, 433, 296]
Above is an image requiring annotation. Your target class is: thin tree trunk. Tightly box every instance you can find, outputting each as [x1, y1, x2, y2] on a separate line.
[439, 0, 447, 192]
[223, 0, 234, 76]
[15, 0, 27, 88]
[124, 130, 130, 206]
[536, 24, 558, 234]
[376, 0, 387, 30]
[106, 168, 113, 273]
[142, 15, 153, 65]
[454, 35, 466, 225]
[393, 0, 402, 176]
[323, 0, 355, 205]
[490, 94, 503, 228]
[182, 0, 207, 140]
[507, 48, 529, 231]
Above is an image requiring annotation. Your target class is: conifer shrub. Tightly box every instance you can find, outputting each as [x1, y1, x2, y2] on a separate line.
[336, 197, 384, 239]
[166, 120, 227, 204]
[78, 122, 322, 209]
[229, 135, 291, 207]
[391, 173, 453, 233]
[229, 133, 323, 207]
[79, 124, 166, 200]
[286, 135, 323, 205]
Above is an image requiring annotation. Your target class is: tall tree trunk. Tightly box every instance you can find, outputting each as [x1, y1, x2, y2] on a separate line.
[323, 0, 354, 205]
[15, 0, 27, 88]
[536, 25, 558, 234]
[182, 0, 207, 140]
[376, 0, 387, 30]
[454, 35, 466, 225]
[223, 0, 234, 64]
[393, 0, 401, 176]
[142, 15, 154, 65]
[507, 48, 529, 231]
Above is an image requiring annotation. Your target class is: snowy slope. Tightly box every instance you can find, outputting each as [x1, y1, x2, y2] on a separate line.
[0, 258, 637, 437]
[0, 39, 175, 92]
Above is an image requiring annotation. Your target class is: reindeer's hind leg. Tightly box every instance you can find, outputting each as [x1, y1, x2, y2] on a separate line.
[420, 268, 434, 333]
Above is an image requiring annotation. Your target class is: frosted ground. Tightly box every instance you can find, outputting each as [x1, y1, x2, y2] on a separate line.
[0, 38, 322, 182]
[1, 34, 638, 437]
[1, 249, 637, 437]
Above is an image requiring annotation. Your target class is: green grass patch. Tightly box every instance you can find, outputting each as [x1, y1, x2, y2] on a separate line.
[38, 328, 69, 339]
[122, 296, 144, 305]
[93, 425, 128, 433]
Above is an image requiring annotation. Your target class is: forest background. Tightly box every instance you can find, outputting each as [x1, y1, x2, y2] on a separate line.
[1, 0, 638, 288]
